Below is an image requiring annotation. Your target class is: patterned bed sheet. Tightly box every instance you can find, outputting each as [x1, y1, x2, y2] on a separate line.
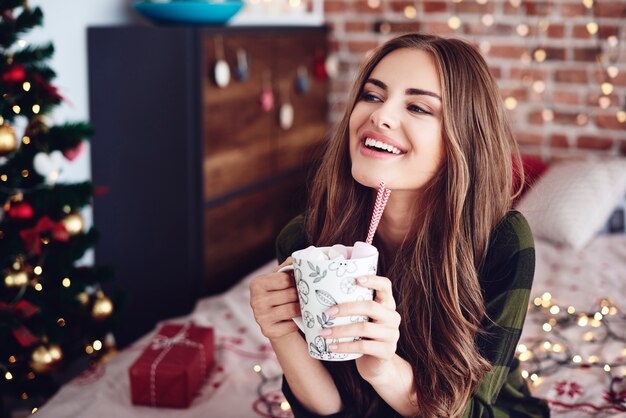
[37, 234, 626, 417]
[520, 234, 626, 417]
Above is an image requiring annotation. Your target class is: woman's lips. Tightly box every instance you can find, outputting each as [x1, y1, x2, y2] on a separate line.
[361, 130, 407, 153]
[358, 131, 406, 160]
[358, 140, 403, 160]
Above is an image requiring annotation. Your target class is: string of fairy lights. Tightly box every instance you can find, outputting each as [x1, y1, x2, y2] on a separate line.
[518, 292, 626, 407]
[252, 292, 626, 414]
[366, 0, 626, 131]
[253, 363, 293, 418]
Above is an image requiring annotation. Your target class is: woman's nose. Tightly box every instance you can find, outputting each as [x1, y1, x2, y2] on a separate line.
[370, 104, 398, 130]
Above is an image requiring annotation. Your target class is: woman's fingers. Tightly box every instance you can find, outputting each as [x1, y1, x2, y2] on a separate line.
[318, 276, 401, 360]
[356, 275, 395, 310]
[249, 260, 300, 341]
[252, 270, 294, 292]
[327, 338, 394, 359]
[325, 300, 401, 326]
[262, 286, 299, 306]
[250, 276, 298, 318]
[320, 320, 397, 343]
[322, 321, 399, 360]
[257, 301, 301, 323]
[251, 295, 301, 340]
[261, 317, 300, 340]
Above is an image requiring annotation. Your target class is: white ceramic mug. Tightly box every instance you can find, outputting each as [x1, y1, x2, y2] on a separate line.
[278, 246, 378, 361]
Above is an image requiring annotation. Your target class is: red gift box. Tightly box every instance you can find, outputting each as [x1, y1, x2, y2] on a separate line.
[129, 322, 214, 408]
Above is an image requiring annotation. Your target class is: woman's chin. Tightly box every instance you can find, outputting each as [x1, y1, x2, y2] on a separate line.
[351, 169, 389, 189]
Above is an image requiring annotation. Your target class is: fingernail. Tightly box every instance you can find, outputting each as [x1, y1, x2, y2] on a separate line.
[319, 328, 331, 336]
[325, 306, 339, 316]
[357, 276, 367, 283]
[328, 344, 338, 350]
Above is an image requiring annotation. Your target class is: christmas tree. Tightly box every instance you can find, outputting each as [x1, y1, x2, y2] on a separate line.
[0, 1, 119, 413]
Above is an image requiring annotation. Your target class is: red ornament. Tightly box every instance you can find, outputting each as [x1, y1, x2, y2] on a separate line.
[313, 49, 328, 81]
[63, 141, 85, 161]
[1, 64, 26, 83]
[259, 89, 274, 112]
[8, 201, 34, 219]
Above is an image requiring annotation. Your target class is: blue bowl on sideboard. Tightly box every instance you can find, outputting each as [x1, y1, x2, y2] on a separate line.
[133, 1, 244, 25]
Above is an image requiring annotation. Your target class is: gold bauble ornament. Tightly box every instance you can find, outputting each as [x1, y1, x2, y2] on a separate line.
[92, 291, 113, 320]
[30, 343, 63, 373]
[0, 124, 18, 156]
[4, 271, 28, 287]
[62, 213, 84, 236]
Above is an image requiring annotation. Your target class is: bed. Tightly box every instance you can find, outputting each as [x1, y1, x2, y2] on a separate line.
[520, 234, 626, 417]
[36, 158, 626, 417]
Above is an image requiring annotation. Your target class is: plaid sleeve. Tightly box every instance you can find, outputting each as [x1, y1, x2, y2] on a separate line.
[462, 211, 536, 418]
[276, 214, 308, 264]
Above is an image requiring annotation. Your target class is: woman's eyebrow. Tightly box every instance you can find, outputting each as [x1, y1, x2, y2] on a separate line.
[365, 77, 442, 101]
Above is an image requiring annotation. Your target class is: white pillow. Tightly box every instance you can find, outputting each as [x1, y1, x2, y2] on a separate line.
[516, 158, 626, 250]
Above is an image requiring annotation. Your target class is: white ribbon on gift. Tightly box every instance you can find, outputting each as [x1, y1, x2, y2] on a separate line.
[148, 322, 207, 406]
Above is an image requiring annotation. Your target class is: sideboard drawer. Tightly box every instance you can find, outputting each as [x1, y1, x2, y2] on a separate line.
[203, 171, 308, 294]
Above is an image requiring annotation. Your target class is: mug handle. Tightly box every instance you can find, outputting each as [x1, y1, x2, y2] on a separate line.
[277, 264, 305, 332]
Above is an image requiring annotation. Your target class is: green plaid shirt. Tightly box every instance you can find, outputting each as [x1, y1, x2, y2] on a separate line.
[277, 211, 550, 418]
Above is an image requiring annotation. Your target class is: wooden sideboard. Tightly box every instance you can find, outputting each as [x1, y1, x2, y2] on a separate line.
[87, 26, 328, 346]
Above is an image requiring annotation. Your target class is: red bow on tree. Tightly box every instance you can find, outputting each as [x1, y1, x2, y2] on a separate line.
[0, 300, 40, 347]
[19, 216, 70, 255]
[31, 73, 63, 102]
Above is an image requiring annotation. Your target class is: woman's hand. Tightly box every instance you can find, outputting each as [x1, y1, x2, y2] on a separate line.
[320, 275, 401, 383]
[251, 260, 344, 415]
[249, 258, 301, 341]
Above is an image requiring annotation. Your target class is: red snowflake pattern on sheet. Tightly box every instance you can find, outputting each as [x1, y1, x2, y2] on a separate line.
[554, 380, 584, 398]
[603, 389, 626, 404]
[201, 362, 227, 400]
[219, 335, 276, 360]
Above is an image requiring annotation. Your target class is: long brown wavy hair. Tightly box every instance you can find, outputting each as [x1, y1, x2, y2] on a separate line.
[304, 33, 524, 417]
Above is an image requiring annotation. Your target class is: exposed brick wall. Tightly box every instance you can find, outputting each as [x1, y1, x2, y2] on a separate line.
[323, 0, 626, 159]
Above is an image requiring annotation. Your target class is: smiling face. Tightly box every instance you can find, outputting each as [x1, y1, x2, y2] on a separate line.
[349, 48, 445, 196]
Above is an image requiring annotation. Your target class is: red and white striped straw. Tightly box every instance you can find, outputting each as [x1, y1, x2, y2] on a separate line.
[366, 181, 391, 245]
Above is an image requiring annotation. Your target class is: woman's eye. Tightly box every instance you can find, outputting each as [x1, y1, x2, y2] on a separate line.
[359, 92, 381, 102]
[408, 104, 430, 114]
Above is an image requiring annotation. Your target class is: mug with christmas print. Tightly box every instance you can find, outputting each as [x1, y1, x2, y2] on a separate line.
[278, 243, 378, 361]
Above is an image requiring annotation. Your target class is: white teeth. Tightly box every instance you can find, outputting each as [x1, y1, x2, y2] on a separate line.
[364, 138, 401, 155]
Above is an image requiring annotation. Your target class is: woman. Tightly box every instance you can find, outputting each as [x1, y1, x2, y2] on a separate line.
[249, 33, 550, 418]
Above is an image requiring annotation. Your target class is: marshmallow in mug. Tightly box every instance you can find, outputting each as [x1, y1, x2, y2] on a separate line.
[297, 241, 378, 262]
